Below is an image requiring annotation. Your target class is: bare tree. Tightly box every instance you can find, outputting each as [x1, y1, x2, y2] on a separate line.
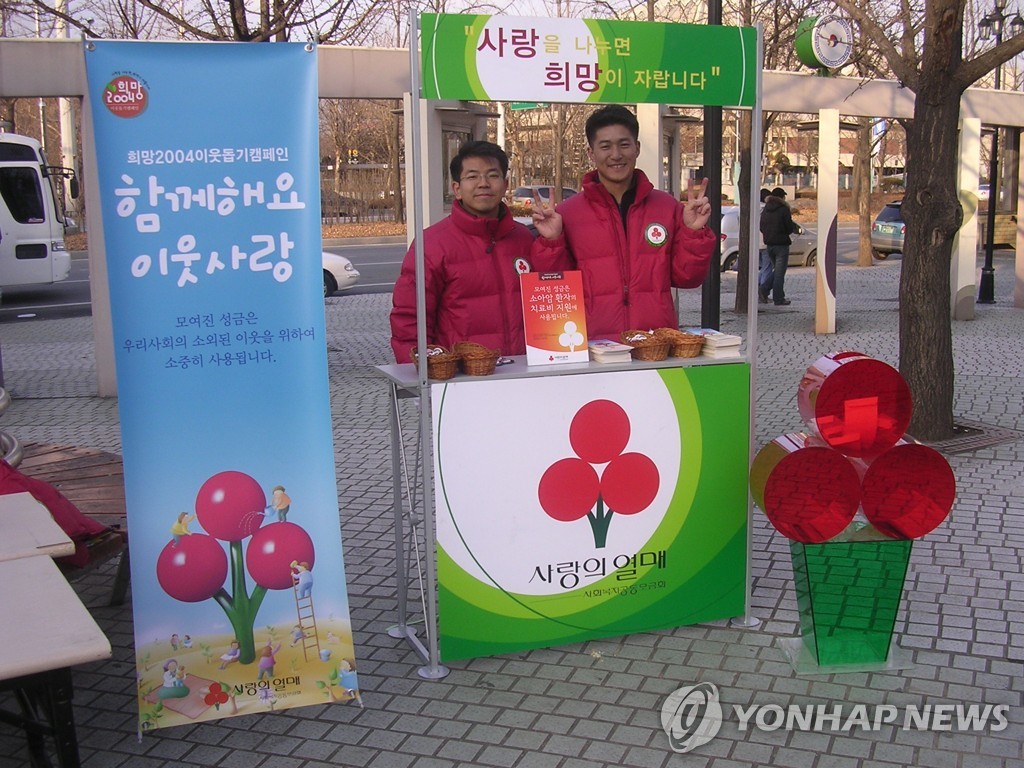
[24, 0, 389, 43]
[834, 0, 1024, 440]
[851, 117, 873, 267]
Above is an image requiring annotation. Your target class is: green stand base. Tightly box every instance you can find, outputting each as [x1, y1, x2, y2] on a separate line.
[790, 536, 912, 667]
[778, 636, 915, 676]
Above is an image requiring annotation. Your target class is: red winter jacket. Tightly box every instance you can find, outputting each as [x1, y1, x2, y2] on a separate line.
[534, 170, 715, 339]
[389, 202, 561, 361]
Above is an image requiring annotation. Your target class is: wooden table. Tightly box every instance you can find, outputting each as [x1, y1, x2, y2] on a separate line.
[0, 492, 75, 562]
[0, 500, 111, 767]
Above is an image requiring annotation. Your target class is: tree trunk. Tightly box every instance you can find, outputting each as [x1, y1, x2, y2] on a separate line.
[854, 119, 874, 267]
[734, 110, 752, 314]
[554, 105, 565, 198]
[899, 78, 963, 441]
[391, 101, 404, 224]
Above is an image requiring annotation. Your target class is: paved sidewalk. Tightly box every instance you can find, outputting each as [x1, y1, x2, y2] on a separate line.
[0, 257, 1022, 768]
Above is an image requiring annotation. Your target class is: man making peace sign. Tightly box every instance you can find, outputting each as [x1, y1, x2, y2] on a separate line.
[533, 105, 715, 339]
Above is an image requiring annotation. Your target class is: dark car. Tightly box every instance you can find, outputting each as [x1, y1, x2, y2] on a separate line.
[871, 200, 904, 259]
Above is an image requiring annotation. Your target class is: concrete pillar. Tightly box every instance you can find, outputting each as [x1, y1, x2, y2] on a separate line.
[815, 109, 839, 335]
[404, 99, 495, 245]
[81, 94, 117, 397]
[952, 117, 980, 320]
[1015, 130, 1024, 309]
[636, 103, 662, 187]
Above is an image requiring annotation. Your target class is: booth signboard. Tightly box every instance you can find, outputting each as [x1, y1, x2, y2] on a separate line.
[421, 13, 758, 107]
[434, 365, 749, 660]
[520, 270, 589, 366]
[84, 40, 360, 729]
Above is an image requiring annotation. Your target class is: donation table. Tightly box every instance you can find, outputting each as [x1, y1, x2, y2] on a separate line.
[0, 493, 112, 767]
[377, 354, 752, 668]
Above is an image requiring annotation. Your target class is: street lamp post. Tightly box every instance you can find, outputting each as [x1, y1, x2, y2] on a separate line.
[978, 0, 1024, 304]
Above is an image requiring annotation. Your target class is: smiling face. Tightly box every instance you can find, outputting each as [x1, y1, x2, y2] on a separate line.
[452, 155, 508, 219]
[587, 123, 640, 199]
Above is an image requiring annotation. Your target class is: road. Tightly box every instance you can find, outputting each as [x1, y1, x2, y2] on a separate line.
[0, 252, 93, 322]
[324, 240, 405, 296]
[0, 224, 889, 322]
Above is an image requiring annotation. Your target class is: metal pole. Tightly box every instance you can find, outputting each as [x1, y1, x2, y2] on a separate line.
[408, 11, 449, 681]
[700, 0, 724, 329]
[979, 20, 1003, 304]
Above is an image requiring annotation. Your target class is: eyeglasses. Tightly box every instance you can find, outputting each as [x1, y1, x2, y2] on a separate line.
[458, 171, 505, 184]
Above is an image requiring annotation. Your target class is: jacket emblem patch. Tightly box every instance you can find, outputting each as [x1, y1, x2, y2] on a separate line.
[514, 257, 531, 274]
[645, 223, 668, 247]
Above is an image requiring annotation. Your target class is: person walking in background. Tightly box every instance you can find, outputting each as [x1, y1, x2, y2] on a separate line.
[757, 187, 773, 303]
[759, 187, 800, 306]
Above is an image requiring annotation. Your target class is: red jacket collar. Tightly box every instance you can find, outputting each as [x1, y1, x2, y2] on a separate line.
[450, 200, 515, 239]
[580, 168, 654, 207]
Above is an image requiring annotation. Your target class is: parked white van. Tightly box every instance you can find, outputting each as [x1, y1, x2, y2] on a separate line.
[0, 133, 77, 294]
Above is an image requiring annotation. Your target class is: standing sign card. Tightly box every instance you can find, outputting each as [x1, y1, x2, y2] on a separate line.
[521, 271, 589, 366]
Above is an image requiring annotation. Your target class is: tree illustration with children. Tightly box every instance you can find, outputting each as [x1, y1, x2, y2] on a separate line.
[156, 470, 315, 664]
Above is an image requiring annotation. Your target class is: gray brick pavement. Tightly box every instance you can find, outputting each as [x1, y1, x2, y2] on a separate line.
[1, 257, 1023, 767]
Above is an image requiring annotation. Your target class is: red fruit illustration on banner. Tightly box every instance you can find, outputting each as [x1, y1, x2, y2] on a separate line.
[601, 453, 659, 514]
[538, 459, 600, 522]
[569, 399, 630, 463]
[156, 534, 228, 602]
[539, 400, 660, 548]
[247, 522, 316, 589]
[195, 470, 266, 541]
[156, 470, 317, 665]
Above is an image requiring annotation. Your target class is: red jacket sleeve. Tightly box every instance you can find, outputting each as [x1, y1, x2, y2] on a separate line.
[389, 241, 442, 362]
[670, 222, 716, 289]
[530, 233, 575, 274]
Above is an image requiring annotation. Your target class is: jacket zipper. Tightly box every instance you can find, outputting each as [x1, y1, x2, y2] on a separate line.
[490, 235, 513, 354]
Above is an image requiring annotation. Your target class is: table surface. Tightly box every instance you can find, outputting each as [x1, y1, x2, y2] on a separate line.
[0, 491, 76, 562]
[0, 554, 112, 680]
[375, 352, 746, 389]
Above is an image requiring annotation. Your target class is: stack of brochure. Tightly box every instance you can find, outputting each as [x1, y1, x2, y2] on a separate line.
[684, 328, 743, 359]
[588, 339, 634, 364]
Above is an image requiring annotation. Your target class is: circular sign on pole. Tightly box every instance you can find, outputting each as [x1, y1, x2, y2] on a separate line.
[795, 15, 854, 71]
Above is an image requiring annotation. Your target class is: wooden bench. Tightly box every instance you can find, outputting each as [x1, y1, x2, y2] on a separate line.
[16, 444, 130, 606]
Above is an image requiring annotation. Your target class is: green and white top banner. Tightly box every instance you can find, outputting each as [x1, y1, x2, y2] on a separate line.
[420, 13, 758, 107]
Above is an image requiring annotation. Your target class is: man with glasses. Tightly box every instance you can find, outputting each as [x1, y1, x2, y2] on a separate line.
[532, 105, 714, 339]
[389, 140, 562, 361]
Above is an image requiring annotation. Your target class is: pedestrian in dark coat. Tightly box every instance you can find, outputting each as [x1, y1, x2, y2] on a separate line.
[759, 187, 800, 306]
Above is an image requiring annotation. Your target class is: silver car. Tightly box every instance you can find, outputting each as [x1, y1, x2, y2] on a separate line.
[719, 205, 817, 272]
[870, 200, 904, 259]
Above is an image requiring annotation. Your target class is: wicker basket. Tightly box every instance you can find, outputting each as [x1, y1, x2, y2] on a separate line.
[620, 329, 670, 362]
[453, 341, 501, 376]
[654, 327, 705, 358]
[409, 345, 460, 381]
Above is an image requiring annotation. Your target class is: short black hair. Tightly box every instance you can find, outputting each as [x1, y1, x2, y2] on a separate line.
[759, 187, 771, 202]
[771, 186, 787, 198]
[450, 140, 509, 182]
[585, 105, 639, 145]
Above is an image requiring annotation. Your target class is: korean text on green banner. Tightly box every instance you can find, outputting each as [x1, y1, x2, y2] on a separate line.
[421, 13, 757, 107]
[84, 40, 360, 730]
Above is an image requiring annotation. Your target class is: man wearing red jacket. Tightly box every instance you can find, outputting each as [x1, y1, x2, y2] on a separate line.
[533, 105, 715, 339]
[389, 141, 562, 361]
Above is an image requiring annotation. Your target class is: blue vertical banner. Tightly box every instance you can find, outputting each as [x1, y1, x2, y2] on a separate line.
[84, 41, 360, 730]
